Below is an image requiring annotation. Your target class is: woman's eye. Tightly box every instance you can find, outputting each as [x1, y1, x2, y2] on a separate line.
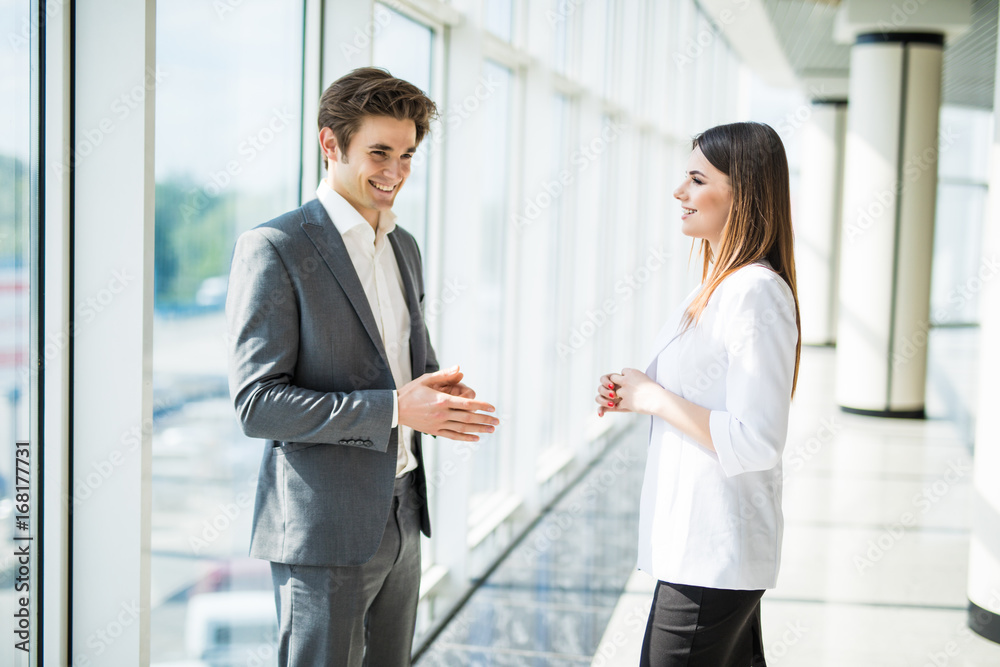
[692, 177, 703, 185]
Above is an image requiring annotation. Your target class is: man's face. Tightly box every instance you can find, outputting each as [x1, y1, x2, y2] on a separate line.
[323, 115, 417, 227]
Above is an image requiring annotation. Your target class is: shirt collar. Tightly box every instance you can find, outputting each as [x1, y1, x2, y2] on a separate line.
[315, 178, 398, 240]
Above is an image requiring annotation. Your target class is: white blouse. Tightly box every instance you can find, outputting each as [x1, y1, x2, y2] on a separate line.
[636, 260, 799, 590]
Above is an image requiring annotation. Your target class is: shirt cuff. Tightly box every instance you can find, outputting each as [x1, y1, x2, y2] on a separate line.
[709, 410, 744, 477]
[392, 390, 399, 428]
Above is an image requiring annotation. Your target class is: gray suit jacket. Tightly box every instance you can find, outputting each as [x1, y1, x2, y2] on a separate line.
[226, 198, 438, 567]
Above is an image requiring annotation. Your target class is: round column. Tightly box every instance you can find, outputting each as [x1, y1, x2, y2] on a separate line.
[967, 15, 1000, 643]
[798, 99, 847, 346]
[835, 32, 943, 417]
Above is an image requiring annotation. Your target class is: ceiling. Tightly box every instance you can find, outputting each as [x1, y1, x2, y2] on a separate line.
[757, 0, 998, 108]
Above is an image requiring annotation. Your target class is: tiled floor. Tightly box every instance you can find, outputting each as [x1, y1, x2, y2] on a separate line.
[418, 329, 1000, 666]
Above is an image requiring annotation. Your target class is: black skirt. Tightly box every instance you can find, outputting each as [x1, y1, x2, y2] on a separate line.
[640, 580, 767, 667]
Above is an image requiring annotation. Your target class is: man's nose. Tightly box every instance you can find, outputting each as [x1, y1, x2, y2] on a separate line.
[383, 158, 405, 180]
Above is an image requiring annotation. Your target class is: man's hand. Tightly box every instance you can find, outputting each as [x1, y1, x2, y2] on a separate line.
[423, 365, 477, 399]
[398, 366, 497, 441]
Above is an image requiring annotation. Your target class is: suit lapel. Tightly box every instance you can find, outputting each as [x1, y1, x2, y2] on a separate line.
[388, 231, 426, 377]
[299, 199, 390, 366]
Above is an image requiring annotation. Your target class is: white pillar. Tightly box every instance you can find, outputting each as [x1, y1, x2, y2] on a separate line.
[835, 32, 943, 417]
[71, 1, 156, 664]
[967, 7, 1000, 644]
[797, 99, 846, 346]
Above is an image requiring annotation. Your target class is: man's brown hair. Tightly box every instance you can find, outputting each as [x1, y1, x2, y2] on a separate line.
[318, 67, 438, 167]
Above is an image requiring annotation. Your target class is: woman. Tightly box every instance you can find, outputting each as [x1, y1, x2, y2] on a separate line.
[595, 122, 801, 666]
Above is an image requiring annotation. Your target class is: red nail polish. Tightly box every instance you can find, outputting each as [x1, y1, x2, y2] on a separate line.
[608, 401, 614, 407]
[609, 392, 615, 398]
[608, 384, 614, 389]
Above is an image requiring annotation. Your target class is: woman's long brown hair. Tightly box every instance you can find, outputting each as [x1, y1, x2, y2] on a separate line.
[682, 122, 801, 397]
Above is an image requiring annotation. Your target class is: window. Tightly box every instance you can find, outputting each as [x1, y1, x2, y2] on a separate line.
[931, 106, 992, 326]
[483, 0, 514, 41]
[373, 2, 435, 249]
[0, 0, 35, 653]
[467, 59, 513, 514]
[150, 2, 304, 664]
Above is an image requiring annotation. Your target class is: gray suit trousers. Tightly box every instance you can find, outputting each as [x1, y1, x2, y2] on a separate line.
[271, 472, 422, 667]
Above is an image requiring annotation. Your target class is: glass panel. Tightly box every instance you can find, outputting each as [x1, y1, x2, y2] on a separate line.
[151, 2, 303, 664]
[619, 0, 641, 109]
[938, 106, 991, 182]
[484, 0, 513, 41]
[580, 0, 607, 94]
[0, 0, 34, 659]
[373, 2, 434, 250]
[468, 60, 512, 512]
[931, 183, 987, 325]
[536, 94, 569, 460]
[551, 1, 570, 74]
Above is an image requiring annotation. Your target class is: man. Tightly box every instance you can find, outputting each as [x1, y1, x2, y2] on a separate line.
[226, 67, 498, 666]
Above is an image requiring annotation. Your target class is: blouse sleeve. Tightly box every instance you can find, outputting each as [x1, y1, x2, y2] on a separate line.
[708, 270, 798, 477]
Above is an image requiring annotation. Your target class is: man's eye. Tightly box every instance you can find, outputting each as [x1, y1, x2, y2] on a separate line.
[402, 154, 412, 160]
[372, 151, 387, 158]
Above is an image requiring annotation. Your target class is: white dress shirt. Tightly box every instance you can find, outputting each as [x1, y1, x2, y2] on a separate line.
[316, 180, 417, 477]
[637, 260, 798, 590]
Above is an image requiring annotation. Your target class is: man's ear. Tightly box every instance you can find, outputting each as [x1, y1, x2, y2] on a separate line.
[318, 127, 340, 167]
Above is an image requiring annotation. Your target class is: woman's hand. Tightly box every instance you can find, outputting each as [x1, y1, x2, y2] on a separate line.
[605, 368, 665, 416]
[596, 373, 627, 417]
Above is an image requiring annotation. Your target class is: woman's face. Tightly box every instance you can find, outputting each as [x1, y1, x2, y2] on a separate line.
[673, 146, 732, 252]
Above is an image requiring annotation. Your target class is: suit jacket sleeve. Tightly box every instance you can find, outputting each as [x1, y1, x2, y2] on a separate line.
[226, 229, 394, 452]
[708, 272, 798, 477]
